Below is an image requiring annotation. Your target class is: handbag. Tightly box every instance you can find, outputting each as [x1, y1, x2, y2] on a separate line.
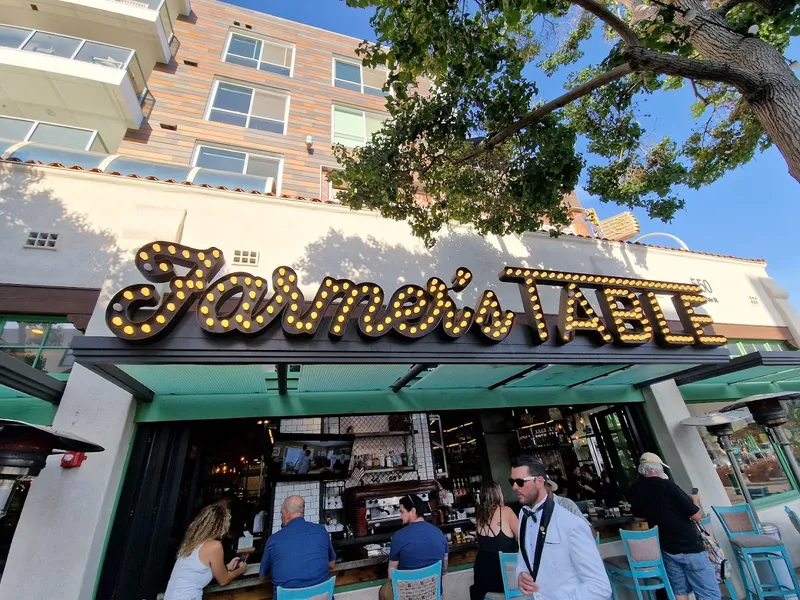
[696, 521, 730, 582]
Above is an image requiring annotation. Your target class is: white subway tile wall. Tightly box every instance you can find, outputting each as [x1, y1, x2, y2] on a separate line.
[279, 417, 322, 434]
[322, 414, 436, 486]
[271, 481, 321, 533]
[412, 413, 436, 480]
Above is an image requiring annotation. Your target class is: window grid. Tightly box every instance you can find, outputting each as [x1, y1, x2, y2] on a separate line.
[223, 32, 294, 77]
[192, 145, 283, 194]
[332, 58, 387, 97]
[331, 105, 383, 148]
[0, 316, 78, 375]
[232, 250, 260, 266]
[206, 81, 289, 135]
[25, 231, 59, 250]
[0, 115, 98, 151]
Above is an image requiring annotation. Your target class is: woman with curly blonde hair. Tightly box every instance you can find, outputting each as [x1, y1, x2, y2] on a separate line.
[164, 503, 248, 600]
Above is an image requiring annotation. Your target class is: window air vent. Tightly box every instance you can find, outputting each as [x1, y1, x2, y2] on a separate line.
[183, 59, 198, 67]
[160, 123, 178, 131]
[232, 250, 259, 267]
[25, 231, 58, 249]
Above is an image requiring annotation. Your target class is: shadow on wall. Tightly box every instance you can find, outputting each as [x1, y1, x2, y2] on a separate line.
[294, 226, 648, 303]
[0, 163, 137, 299]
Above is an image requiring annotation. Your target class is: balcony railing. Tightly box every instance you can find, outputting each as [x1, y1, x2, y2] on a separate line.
[0, 24, 147, 100]
[111, 0, 175, 45]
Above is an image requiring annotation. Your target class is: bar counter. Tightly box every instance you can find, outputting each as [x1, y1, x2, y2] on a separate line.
[204, 542, 477, 599]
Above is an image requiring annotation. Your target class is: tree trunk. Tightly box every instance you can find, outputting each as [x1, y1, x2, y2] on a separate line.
[669, 0, 800, 182]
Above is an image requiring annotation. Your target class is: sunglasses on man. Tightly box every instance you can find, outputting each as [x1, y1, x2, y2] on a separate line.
[508, 476, 542, 488]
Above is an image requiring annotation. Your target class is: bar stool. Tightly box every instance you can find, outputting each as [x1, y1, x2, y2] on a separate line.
[603, 526, 676, 600]
[713, 504, 800, 600]
[498, 552, 526, 599]
[390, 561, 442, 600]
[700, 514, 739, 600]
[277, 575, 336, 599]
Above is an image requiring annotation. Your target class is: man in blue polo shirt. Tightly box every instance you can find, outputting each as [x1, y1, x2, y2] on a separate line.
[260, 495, 336, 593]
[379, 494, 448, 600]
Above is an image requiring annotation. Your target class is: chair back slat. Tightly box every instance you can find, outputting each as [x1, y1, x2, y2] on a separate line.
[626, 536, 662, 563]
[712, 505, 758, 538]
[391, 561, 442, 600]
[786, 506, 800, 536]
[498, 552, 527, 599]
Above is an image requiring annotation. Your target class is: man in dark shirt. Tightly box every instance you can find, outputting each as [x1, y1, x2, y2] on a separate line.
[628, 453, 720, 600]
[259, 495, 335, 594]
[378, 494, 448, 600]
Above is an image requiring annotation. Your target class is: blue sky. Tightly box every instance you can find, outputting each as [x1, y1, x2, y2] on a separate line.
[228, 0, 798, 301]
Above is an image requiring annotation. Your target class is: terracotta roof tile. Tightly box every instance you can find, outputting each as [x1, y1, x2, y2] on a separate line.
[0, 157, 765, 264]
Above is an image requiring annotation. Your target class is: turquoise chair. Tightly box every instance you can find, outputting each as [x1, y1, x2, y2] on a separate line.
[498, 552, 527, 599]
[390, 561, 442, 600]
[713, 504, 800, 600]
[277, 576, 336, 599]
[603, 527, 675, 600]
[700, 514, 739, 600]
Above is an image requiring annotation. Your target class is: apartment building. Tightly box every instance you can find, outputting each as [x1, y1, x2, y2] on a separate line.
[0, 0, 400, 201]
[0, 1, 799, 600]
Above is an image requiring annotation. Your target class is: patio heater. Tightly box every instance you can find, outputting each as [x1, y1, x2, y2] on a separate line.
[0, 419, 104, 518]
[680, 410, 758, 521]
[720, 392, 800, 491]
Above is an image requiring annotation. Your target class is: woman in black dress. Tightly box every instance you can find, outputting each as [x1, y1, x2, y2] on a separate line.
[470, 481, 519, 600]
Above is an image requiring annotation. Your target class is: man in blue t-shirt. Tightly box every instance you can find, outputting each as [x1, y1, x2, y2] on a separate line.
[379, 494, 448, 600]
[260, 495, 336, 595]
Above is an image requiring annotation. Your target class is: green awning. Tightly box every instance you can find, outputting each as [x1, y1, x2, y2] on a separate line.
[669, 351, 800, 403]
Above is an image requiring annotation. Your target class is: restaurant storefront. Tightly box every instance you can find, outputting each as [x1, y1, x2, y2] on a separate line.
[60, 242, 733, 599]
[0, 162, 798, 599]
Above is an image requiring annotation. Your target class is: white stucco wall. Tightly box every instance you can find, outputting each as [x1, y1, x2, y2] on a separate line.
[2, 162, 800, 600]
[0, 162, 791, 332]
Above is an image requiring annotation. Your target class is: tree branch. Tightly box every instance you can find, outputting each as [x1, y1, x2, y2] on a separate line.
[569, 0, 642, 46]
[624, 46, 763, 95]
[716, 0, 746, 15]
[690, 79, 709, 103]
[457, 63, 634, 163]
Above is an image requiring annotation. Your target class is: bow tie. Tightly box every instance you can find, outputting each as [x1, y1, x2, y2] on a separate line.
[522, 505, 544, 523]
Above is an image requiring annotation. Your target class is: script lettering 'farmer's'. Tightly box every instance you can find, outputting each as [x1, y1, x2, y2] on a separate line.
[105, 242, 726, 349]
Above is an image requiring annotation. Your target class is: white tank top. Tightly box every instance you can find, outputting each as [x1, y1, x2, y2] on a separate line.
[164, 545, 213, 600]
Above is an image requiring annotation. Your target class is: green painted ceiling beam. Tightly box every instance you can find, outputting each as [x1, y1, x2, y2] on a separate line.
[135, 385, 644, 423]
[681, 380, 800, 403]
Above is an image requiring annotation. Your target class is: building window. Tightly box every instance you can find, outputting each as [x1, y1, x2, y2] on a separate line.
[206, 81, 289, 135]
[223, 32, 293, 77]
[321, 167, 346, 204]
[0, 115, 100, 151]
[333, 58, 387, 97]
[193, 145, 282, 192]
[25, 231, 59, 250]
[727, 339, 792, 357]
[0, 317, 82, 375]
[688, 402, 798, 505]
[232, 250, 259, 266]
[332, 105, 383, 147]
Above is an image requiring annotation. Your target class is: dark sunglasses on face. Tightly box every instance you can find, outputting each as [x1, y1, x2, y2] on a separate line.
[509, 476, 540, 488]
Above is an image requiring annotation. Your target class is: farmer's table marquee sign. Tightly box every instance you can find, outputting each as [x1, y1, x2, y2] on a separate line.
[105, 241, 727, 349]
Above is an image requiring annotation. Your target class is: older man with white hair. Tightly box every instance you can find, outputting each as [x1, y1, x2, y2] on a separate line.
[259, 495, 336, 595]
[627, 453, 720, 600]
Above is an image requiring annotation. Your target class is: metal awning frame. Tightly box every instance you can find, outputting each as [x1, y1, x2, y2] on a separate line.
[0, 351, 66, 405]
